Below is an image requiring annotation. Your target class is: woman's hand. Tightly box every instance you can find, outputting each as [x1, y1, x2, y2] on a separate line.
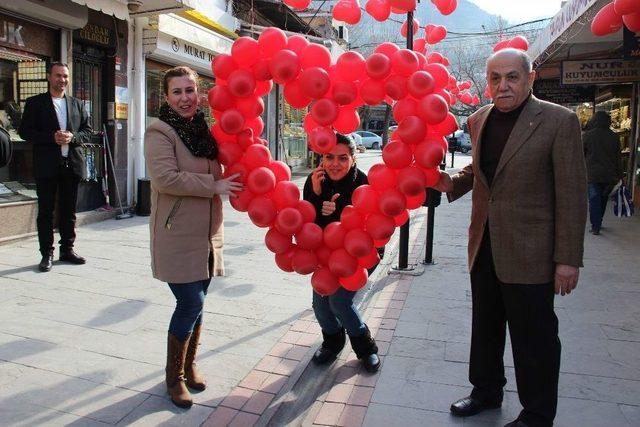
[214, 173, 244, 198]
[311, 162, 325, 196]
[322, 193, 340, 216]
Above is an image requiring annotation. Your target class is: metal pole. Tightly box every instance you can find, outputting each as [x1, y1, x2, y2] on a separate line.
[423, 161, 445, 264]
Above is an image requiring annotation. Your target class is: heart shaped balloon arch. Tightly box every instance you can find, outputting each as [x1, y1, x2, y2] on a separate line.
[208, 27, 463, 296]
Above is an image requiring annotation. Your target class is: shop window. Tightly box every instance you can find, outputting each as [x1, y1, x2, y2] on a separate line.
[281, 97, 308, 168]
[0, 58, 47, 204]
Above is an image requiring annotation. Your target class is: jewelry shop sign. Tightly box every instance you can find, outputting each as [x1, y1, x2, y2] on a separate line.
[562, 59, 640, 85]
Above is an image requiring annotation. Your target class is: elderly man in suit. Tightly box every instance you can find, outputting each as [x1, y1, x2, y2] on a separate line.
[434, 49, 587, 427]
[19, 62, 92, 272]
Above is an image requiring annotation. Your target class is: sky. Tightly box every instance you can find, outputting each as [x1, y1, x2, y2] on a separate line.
[468, 0, 563, 23]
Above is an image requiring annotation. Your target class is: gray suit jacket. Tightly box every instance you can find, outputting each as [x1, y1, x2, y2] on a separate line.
[449, 96, 588, 284]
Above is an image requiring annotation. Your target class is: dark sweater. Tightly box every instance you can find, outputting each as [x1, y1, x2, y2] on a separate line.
[481, 95, 530, 187]
[303, 166, 368, 228]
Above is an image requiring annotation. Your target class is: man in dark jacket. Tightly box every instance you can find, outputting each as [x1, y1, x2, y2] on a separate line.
[18, 62, 92, 272]
[583, 111, 623, 235]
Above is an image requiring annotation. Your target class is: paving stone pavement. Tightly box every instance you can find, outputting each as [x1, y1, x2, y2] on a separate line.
[2, 150, 639, 427]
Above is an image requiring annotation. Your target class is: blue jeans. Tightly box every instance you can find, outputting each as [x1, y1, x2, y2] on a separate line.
[168, 279, 210, 341]
[588, 183, 611, 231]
[312, 287, 366, 337]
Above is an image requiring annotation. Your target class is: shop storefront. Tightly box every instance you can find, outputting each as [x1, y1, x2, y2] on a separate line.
[531, 0, 640, 202]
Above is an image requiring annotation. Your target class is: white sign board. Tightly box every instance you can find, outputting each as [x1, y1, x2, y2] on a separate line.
[561, 59, 640, 85]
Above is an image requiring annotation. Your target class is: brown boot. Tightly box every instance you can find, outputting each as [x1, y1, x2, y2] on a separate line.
[166, 333, 193, 408]
[185, 324, 207, 391]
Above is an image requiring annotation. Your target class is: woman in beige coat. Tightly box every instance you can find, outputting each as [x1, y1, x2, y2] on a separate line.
[144, 66, 242, 408]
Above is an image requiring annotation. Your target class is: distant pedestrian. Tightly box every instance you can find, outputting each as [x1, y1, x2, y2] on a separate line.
[434, 49, 587, 427]
[302, 133, 381, 373]
[18, 62, 92, 272]
[583, 111, 623, 235]
[144, 66, 242, 408]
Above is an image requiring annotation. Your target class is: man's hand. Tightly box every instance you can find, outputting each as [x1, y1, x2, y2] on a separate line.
[311, 162, 325, 196]
[54, 130, 73, 145]
[554, 264, 579, 296]
[432, 171, 454, 193]
[322, 193, 340, 216]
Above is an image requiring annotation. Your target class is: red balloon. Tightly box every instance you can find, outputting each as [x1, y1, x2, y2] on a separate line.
[247, 167, 276, 195]
[382, 140, 412, 169]
[368, 163, 397, 192]
[337, 51, 366, 81]
[432, 112, 459, 135]
[413, 38, 427, 54]
[297, 200, 317, 223]
[333, 107, 361, 134]
[385, 75, 409, 101]
[339, 267, 368, 291]
[258, 27, 288, 58]
[378, 188, 407, 217]
[254, 80, 273, 97]
[265, 227, 293, 254]
[247, 117, 265, 137]
[231, 37, 260, 68]
[312, 267, 341, 296]
[417, 94, 449, 125]
[275, 207, 304, 235]
[227, 69, 256, 98]
[361, 78, 387, 105]
[392, 98, 418, 122]
[592, 2, 623, 36]
[212, 54, 237, 80]
[300, 43, 332, 70]
[400, 18, 420, 38]
[408, 71, 435, 98]
[340, 205, 365, 230]
[316, 244, 332, 266]
[426, 25, 447, 44]
[299, 67, 331, 99]
[244, 144, 272, 170]
[615, 0, 640, 15]
[366, 212, 396, 241]
[493, 39, 510, 52]
[424, 63, 450, 88]
[217, 142, 243, 166]
[310, 99, 340, 126]
[397, 116, 427, 144]
[352, 185, 380, 214]
[374, 236, 390, 248]
[229, 188, 255, 212]
[219, 109, 245, 135]
[248, 196, 277, 227]
[252, 58, 273, 81]
[375, 42, 400, 59]
[295, 222, 324, 250]
[623, 12, 640, 32]
[284, 0, 311, 10]
[397, 166, 426, 197]
[415, 138, 445, 168]
[208, 86, 235, 112]
[270, 161, 292, 182]
[275, 247, 295, 272]
[236, 96, 264, 119]
[272, 181, 300, 209]
[269, 49, 301, 84]
[309, 126, 337, 154]
[365, 0, 391, 21]
[333, 0, 362, 25]
[394, 209, 409, 225]
[211, 123, 236, 144]
[422, 167, 441, 187]
[344, 229, 374, 258]
[328, 248, 358, 277]
[432, 0, 457, 15]
[332, 80, 359, 105]
[324, 222, 347, 249]
[366, 53, 392, 80]
[508, 36, 529, 51]
[406, 190, 426, 209]
[284, 79, 312, 108]
[391, 49, 419, 77]
[224, 161, 249, 183]
[358, 247, 381, 269]
[390, 0, 416, 13]
[287, 35, 310, 55]
[292, 248, 318, 275]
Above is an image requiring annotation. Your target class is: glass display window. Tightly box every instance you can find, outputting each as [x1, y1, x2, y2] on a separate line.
[281, 96, 308, 168]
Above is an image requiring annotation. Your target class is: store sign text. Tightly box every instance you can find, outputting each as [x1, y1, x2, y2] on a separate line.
[78, 24, 112, 47]
[182, 42, 214, 62]
[562, 59, 640, 85]
[0, 19, 25, 47]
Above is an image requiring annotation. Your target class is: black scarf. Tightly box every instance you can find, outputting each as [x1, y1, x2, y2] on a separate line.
[158, 103, 218, 159]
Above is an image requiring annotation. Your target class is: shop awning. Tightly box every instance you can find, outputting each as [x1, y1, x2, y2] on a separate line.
[68, 0, 198, 20]
[0, 48, 42, 62]
[69, 0, 130, 20]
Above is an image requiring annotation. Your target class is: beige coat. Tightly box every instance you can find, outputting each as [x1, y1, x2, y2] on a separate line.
[449, 96, 588, 284]
[144, 119, 224, 284]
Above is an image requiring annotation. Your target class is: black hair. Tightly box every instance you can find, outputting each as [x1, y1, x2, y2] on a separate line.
[48, 62, 69, 73]
[335, 133, 356, 156]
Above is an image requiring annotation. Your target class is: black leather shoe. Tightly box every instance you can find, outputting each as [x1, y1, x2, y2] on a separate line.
[38, 253, 53, 272]
[504, 419, 528, 427]
[312, 329, 346, 365]
[312, 347, 339, 365]
[60, 250, 86, 264]
[361, 353, 380, 373]
[450, 395, 502, 417]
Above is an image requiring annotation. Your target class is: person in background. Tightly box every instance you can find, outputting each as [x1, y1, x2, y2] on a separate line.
[583, 111, 623, 235]
[19, 62, 92, 272]
[434, 49, 587, 427]
[302, 133, 381, 373]
[144, 66, 242, 408]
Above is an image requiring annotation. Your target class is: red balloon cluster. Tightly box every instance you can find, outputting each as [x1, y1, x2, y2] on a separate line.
[493, 36, 529, 52]
[333, 0, 457, 25]
[425, 24, 448, 44]
[592, 0, 640, 36]
[211, 27, 458, 295]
